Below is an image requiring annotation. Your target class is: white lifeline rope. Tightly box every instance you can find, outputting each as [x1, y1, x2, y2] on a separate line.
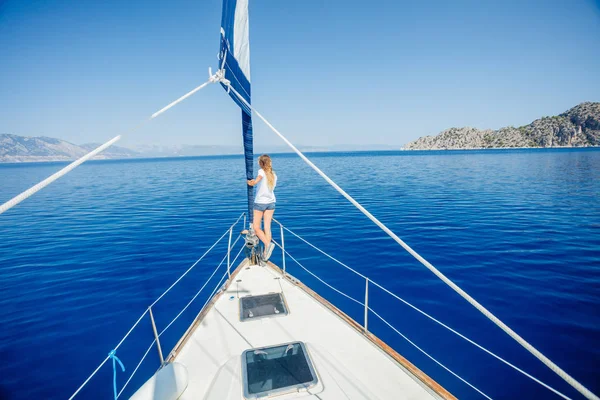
[0, 75, 218, 216]
[158, 235, 243, 336]
[273, 237, 491, 399]
[68, 309, 149, 400]
[222, 81, 598, 400]
[69, 213, 243, 399]
[271, 239, 365, 307]
[368, 308, 493, 400]
[275, 221, 572, 400]
[116, 338, 156, 399]
[118, 241, 245, 398]
[149, 212, 244, 307]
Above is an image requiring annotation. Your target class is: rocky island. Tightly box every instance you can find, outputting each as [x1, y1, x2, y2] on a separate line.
[404, 102, 600, 150]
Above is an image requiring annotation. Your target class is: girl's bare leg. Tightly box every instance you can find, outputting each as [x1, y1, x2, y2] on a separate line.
[263, 209, 274, 245]
[253, 210, 269, 249]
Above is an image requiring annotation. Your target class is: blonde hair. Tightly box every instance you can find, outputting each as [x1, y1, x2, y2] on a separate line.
[259, 154, 275, 190]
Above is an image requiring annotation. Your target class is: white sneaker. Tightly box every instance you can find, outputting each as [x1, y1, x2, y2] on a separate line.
[264, 242, 275, 261]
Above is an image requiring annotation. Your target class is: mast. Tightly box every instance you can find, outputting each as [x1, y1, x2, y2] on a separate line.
[218, 0, 254, 221]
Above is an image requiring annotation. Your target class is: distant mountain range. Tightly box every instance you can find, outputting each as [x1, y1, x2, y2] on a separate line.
[3, 102, 598, 162]
[0, 134, 140, 163]
[0, 134, 398, 163]
[404, 102, 600, 150]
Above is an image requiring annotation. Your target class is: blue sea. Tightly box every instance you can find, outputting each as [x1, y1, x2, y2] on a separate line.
[0, 149, 598, 400]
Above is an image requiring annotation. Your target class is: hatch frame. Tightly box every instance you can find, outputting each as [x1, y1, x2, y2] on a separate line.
[241, 341, 319, 399]
[239, 292, 289, 322]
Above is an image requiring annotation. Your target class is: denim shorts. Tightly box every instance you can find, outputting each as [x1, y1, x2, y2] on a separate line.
[253, 202, 276, 212]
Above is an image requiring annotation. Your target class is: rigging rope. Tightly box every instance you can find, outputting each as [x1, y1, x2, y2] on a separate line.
[117, 242, 246, 398]
[68, 214, 243, 399]
[0, 136, 121, 215]
[273, 237, 492, 399]
[271, 239, 365, 307]
[220, 78, 598, 400]
[108, 350, 125, 400]
[158, 235, 243, 336]
[0, 76, 218, 216]
[275, 220, 573, 400]
[369, 308, 494, 400]
[67, 308, 149, 400]
[150, 212, 244, 307]
[117, 339, 156, 399]
[11, 62, 594, 399]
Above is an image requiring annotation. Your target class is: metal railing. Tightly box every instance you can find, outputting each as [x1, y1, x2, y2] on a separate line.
[69, 213, 247, 399]
[273, 218, 576, 400]
[70, 214, 579, 400]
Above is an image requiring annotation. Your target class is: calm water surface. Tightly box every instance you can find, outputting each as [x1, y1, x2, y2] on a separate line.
[0, 149, 598, 399]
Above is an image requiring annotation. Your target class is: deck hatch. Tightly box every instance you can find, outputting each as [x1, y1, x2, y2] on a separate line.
[240, 293, 288, 321]
[242, 342, 318, 399]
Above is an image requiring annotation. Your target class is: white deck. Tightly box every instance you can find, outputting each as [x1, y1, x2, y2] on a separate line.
[133, 261, 447, 400]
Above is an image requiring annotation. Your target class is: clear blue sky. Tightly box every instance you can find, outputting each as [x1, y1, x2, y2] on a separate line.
[1, 0, 599, 149]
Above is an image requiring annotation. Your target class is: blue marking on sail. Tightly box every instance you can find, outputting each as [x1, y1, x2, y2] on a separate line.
[219, 0, 251, 112]
[219, 0, 254, 220]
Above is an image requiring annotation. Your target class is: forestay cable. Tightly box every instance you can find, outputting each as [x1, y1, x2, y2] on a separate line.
[221, 80, 598, 400]
[0, 77, 218, 216]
